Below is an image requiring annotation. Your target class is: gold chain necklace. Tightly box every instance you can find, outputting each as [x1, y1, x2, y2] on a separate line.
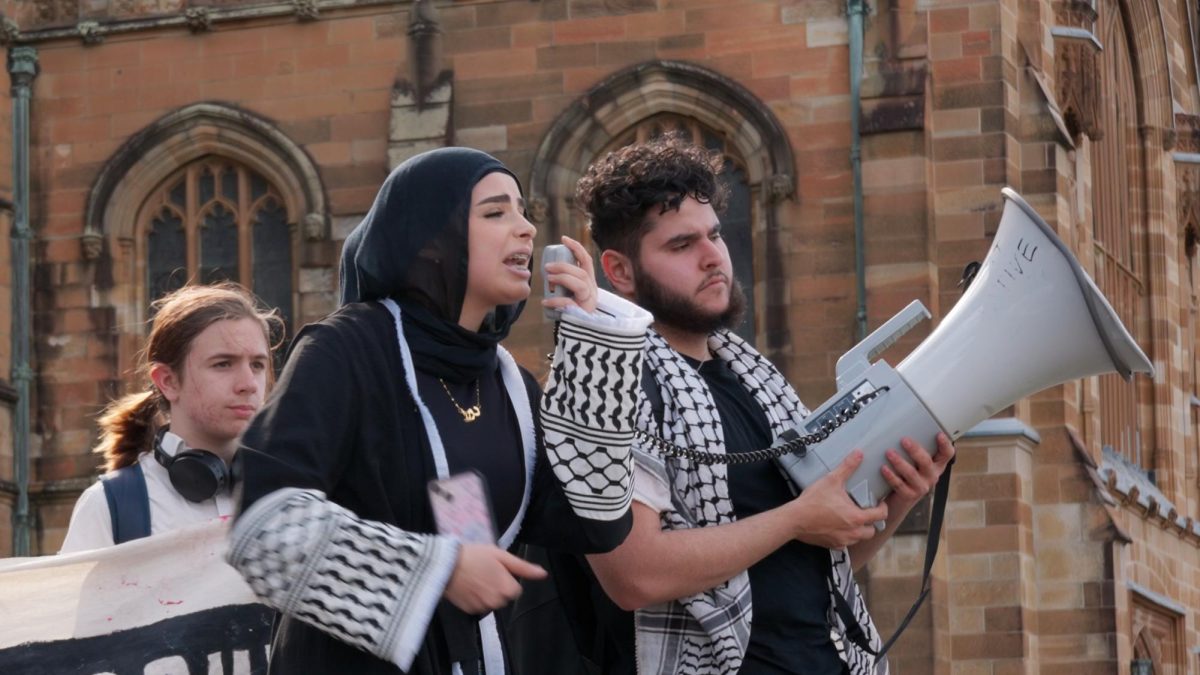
[439, 378, 481, 422]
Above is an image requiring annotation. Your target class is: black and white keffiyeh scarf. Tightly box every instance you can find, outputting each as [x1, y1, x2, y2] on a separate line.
[632, 329, 887, 675]
[228, 292, 650, 675]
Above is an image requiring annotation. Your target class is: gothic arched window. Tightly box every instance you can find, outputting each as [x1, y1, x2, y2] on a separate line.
[1093, 1, 1152, 471]
[603, 114, 757, 342]
[141, 157, 294, 327]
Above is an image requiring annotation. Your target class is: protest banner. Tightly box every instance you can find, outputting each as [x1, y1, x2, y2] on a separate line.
[0, 520, 271, 674]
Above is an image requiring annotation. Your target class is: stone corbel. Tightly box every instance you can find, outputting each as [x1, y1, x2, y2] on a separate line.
[80, 230, 103, 261]
[302, 212, 327, 242]
[184, 8, 212, 34]
[0, 17, 21, 46]
[526, 197, 548, 226]
[765, 173, 795, 204]
[292, 0, 320, 22]
[77, 20, 102, 46]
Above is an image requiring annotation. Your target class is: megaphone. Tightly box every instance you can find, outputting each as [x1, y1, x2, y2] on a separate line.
[777, 188, 1155, 509]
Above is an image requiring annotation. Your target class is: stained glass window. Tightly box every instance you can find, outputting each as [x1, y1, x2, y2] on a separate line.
[252, 196, 293, 329]
[200, 202, 239, 285]
[141, 158, 293, 328]
[146, 206, 186, 303]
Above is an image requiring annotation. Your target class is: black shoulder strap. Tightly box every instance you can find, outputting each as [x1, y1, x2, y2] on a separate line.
[640, 366, 664, 427]
[101, 462, 152, 545]
[832, 458, 955, 659]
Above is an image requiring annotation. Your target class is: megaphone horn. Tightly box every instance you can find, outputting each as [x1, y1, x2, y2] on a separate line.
[777, 187, 1155, 510]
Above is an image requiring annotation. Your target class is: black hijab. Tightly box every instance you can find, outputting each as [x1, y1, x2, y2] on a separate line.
[339, 147, 527, 382]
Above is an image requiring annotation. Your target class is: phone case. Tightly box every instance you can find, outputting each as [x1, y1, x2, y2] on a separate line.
[427, 471, 497, 545]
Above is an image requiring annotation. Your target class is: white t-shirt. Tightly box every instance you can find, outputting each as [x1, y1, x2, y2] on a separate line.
[59, 431, 235, 553]
[632, 462, 673, 513]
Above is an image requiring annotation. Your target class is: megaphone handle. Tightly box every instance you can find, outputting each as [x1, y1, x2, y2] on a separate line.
[835, 300, 930, 388]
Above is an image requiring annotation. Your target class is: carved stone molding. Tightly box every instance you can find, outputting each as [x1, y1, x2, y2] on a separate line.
[527, 197, 549, 225]
[302, 212, 326, 242]
[184, 7, 212, 33]
[1054, 0, 1098, 30]
[1175, 113, 1200, 154]
[1141, 124, 1176, 151]
[80, 231, 103, 261]
[34, 0, 77, 25]
[77, 20, 103, 46]
[16, 0, 402, 45]
[765, 173, 795, 203]
[1179, 166, 1200, 237]
[1055, 36, 1102, 140]
[292, 0, 320, 22]
[0, 18, 20, 47]
[88, 103, 328, 245]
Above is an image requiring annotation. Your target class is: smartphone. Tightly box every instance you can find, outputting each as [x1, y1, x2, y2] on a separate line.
[541, 244, 576, 320]
[428, 471, 497, 545]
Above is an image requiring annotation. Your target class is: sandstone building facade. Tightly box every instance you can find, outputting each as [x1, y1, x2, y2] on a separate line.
[0, 0, 1197, 672]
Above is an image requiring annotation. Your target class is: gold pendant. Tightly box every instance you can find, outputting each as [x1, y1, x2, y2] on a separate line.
[440, 378, 482, 423]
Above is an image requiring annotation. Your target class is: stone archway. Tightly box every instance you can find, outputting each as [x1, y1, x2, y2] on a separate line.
[86, 102, 327, 245]
[530, 60, 796, 363]
[530, 60, 794, 239]
[83, 102, 328, 334]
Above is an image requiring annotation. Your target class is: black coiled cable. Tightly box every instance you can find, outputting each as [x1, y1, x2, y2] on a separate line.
[633, 387, 889, 466]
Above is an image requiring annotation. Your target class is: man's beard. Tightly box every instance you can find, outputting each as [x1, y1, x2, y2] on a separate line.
[632, 262, 747, 336]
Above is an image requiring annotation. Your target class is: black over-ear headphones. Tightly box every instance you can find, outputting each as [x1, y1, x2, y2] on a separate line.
[154, 428, 230, 503]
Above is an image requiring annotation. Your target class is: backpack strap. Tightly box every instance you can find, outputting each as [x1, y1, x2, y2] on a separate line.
[101, 462, 152, 545]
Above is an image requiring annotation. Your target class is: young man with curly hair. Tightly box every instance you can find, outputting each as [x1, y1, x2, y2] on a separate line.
[569, 135, 955, 675]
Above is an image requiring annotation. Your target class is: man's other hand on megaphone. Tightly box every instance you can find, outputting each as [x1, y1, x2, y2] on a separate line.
[784, 449, 889, 550]
[841, 433, 956, 570]
[880, 434, 956, 515]
[787, 433, 953, 555]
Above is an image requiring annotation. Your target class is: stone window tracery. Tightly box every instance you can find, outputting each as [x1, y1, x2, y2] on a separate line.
[140, 158, 294, 327]
[1092, 0, 1152, 471]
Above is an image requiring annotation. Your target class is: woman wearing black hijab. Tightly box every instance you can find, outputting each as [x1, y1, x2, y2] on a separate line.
[227, 147, 652, 674]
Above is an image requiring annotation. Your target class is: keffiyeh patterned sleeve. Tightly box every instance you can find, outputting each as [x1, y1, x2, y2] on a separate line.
[540, 290, 653, 522]
[227, 488, 459, 672]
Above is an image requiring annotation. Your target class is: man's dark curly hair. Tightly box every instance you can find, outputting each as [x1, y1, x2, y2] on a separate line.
[575, 134, 729, 258]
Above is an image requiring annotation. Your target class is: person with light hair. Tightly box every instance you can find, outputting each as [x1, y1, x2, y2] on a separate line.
[61, 282, 282, 552]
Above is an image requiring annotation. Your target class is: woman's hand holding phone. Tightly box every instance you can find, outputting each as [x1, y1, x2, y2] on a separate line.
[541, 236, 597, 318]
[430, 471, 546, 613]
